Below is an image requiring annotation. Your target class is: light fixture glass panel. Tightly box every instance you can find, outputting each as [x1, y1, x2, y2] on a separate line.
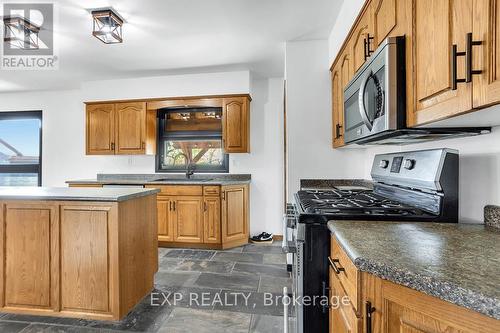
[3, 16, 40, 49]
[91, 9, 123, 44]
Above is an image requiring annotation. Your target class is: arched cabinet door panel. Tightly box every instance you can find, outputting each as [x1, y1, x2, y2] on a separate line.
[222, 97, 250, 153]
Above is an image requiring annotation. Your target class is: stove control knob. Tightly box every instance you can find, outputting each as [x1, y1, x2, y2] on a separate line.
[403, 159, 415, 170]
[379, 160, 389, 169]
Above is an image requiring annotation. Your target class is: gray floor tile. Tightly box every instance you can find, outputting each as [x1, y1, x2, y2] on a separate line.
[0, 322, 30, 333]
[158, 257, 185, 271]
[158, 247, 170, 257]
[221, 246, 244, 253]
[153, 285, 221, 310]
[233, 262, 290, 278]
[161, 259, 235, 274]
[258, 275, 292, 294]
[212, 252, 263, 264]
[163, 249, 216, 260]
[155, 271, 201, 287]
[262, 253, 287, 265]
[250, 314, 284, 333]
[242, 244, 283, 254]
[212, 290, 285, 316]
[193, 272, 259, 291]
[158, 308, 250, 333]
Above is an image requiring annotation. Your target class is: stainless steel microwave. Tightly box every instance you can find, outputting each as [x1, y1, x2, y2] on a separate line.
[343, 36, 406, 144]
[343, 36, 489, 145]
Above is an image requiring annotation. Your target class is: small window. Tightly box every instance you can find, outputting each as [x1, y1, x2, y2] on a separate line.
[0, 111, 42, 186]
[156, 108, 229, 173]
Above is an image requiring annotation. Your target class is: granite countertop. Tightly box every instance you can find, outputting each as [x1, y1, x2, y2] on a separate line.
[66, 174, 251, 186]
[327, 220, 500, 320]
[0, 187, 160, 202]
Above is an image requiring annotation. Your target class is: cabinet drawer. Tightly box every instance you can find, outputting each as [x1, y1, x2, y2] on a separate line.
[145, 185, 202, 196]
[330, 235, 361, 312]
[203, 186, 220, 196]
[330, 267, 361, 333]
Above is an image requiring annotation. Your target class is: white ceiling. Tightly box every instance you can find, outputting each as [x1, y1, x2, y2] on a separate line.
[0, 0, 342, 92]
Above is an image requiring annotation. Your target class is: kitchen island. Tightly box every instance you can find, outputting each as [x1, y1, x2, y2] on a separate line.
[0, 187, 160, 321]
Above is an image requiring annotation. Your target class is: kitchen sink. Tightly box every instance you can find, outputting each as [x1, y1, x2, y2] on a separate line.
[151, 178, 213, 182]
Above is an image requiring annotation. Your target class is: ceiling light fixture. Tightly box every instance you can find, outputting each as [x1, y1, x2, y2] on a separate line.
[3, 15, 40, 49]
[91, 8, 123, 44]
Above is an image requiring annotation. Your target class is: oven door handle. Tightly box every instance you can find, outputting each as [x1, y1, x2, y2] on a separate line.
[358, 70, 374, 131]
[283, 287, 289, 333]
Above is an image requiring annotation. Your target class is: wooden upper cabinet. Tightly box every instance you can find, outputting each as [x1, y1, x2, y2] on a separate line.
[372, 0, 397, 46]
[331, 65, 344, 148]
[352, 6, 375, 72]
[115, 102, 146, 155]
[173, 196, 204, 243]
[222, 97, 250, 153]
[86, 103, 115, 155]
[221, 184, 249, 248]
[411, 0, 473, 126]
[473, 0, 500, 108]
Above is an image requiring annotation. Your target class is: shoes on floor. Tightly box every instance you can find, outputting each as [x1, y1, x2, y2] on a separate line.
[250, 232, 274, 244]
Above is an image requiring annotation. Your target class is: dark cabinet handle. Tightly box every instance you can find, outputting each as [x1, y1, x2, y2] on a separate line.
[364, 34, 375, 61]
[111, 142, 115, 150]
[328, 257, 345, 274]
[169, 201, 172, 211]
[366, 301, 376, 333]
[335, 124, 343, 139]
[204, 202, 207, 211]
[173, 201, 176, 211]
[466, 32, 482, 83]
[451, 44, 466, 90]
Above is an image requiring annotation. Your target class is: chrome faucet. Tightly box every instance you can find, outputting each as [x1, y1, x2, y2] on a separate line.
[186, 162, 195, 179]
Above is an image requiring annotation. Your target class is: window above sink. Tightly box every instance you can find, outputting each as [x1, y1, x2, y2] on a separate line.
[156, 107, 229, 173]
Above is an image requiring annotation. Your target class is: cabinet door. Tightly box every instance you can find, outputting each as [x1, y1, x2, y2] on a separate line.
[412, 0, 473, 126]
[157, 197, 174, 242]
[332, 65, 345, 148]
[372, 0, 397, 46]
[86, 104, 115, 155]
[115, 102, 146, 155]
[221, 185, 249, 246]
[173, 196, 203, 243]
[0, 203, 59, 311]
[60, 205, 114, 314]
[352, 7, 375, 73]
[203, 197, 221, 244]
[473, 0, 500, 107]
[222, 97, 250, 153]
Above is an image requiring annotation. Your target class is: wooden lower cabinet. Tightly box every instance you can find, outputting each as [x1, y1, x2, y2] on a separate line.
[329, 267, 361, 333]
[151, 184, 249, 249]
[0, 196, 157, 321]
[156, 197, 174, 242]
[221, 184, 249, 249]
[330, 235, 500, 333]
[204, 196, 221, 244]
[174, 196, 204, 243]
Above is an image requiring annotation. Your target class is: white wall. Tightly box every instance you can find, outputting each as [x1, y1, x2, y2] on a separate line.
[0, 71, 285, 235]
[285, 39, 366, 199]
[325, 0, 500, 223]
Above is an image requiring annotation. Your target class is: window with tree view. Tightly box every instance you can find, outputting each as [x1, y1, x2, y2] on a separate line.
[157, 108, 229, 173]
[0, 111, 42, 186]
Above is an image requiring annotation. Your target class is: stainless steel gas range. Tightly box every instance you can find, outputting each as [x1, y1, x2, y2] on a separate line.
[283, 148, 459, 333]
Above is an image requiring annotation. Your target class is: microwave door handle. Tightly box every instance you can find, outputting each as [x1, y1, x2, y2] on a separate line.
[358, 71, 374, 131]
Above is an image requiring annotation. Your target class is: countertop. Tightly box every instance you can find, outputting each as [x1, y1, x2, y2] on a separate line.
[0, 187, 160, 202]
[66, 174, 251, 186]
[327, 220, 500, 320]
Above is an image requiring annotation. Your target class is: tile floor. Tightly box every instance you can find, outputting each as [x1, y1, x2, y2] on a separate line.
[0, 242, 292, 332]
